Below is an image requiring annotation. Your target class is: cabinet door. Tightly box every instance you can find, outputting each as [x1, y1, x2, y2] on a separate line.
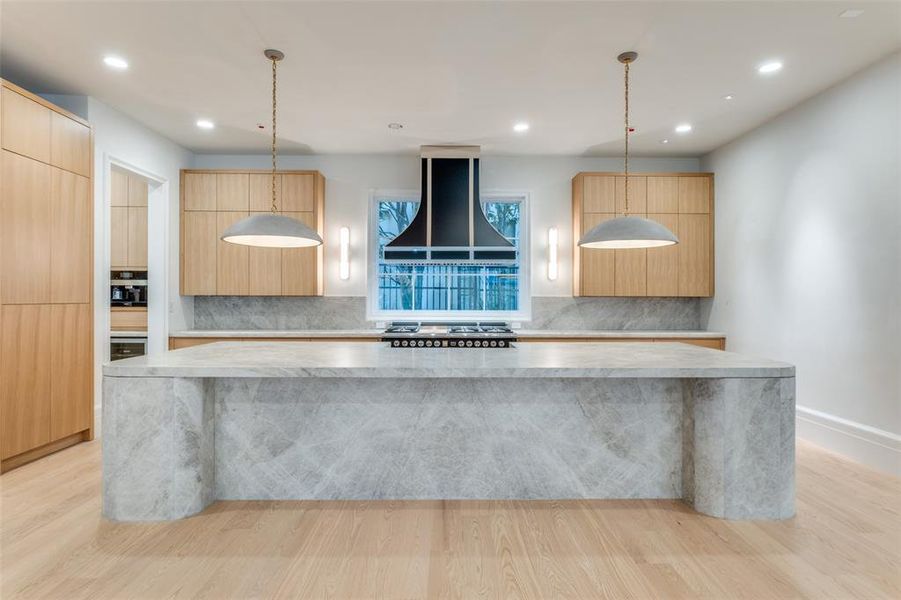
[282, 212, 320, 295]
[679, 177, 711, 213]
[183, 173, 217, 210]
[249, 212, 282, 295]
[615, 176, 647, 214]
[50, 168, 92, 303]
[127, 175, 148, 206]
[281, 174, 317, 212]
[216, 173, 249, 210]
[579, 213, 615, 296]
[582, 175, 616, 213]
[646, 213, 679, 296]
[127, 206, 148, 268]
[216, 212, 249, 295]
[1, 87, 51, 163]
[614, 216, 647, 297]
[1, 150, 51, 304]
[647, 177, 679, 213]
[1, 304, 51, 459]
[678, 213, 712, 296]
[249, 173, 281, 211]
[111, 168, 129, 206]
[182, 211, 217, 294]
[50, 111, 91, 176]
[50, 304, 92, 441]
[110, 207, 129, 269]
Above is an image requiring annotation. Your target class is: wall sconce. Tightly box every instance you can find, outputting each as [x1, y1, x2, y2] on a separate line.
[339, 227, 350, 280]
[547, 227, 558, 281]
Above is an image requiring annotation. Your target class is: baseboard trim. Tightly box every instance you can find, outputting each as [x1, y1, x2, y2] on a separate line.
[796, 405, 900, 477]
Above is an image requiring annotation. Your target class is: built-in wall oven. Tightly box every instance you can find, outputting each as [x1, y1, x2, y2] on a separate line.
[110, 337, 147, 361]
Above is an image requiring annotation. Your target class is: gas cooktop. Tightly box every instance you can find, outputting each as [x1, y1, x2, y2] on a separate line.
[382, 322, 517, 348]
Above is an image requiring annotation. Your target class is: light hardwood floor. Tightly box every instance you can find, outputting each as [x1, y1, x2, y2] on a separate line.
[1, 440, 898, 599]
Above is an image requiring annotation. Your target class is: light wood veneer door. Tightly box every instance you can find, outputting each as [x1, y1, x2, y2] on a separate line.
[248, 213, 282, 295]
[647, 176, 679, 213]
[49, 111, 91, 176]
[646, 213, 679, 296]
[216, 212, 249, 295]
[1, 150, 51, 304]
[182, 211, 217, 295]
[581, 175, 616, 213]
[127, 207, 148, 268]
[1, 304, 51, 459]
[678, 213, 712, 296]
[282, 174, 317, 211]
[111, 168, 128, 206]
[50, 168, 92, 303]
[216, 173, 248, 210]
[183, 173, 217, 211]
[127, 175, 148, 206]
[579, 213, 615, 296]
[1, 87, 51, 163]
[282, 212, 319, 295]
[50, 304, 92, 441]
[679, 177, 711, 213]
[249, 174, 281, 211]
[614, 177, 647, 296]
[110, 207, 129, 269]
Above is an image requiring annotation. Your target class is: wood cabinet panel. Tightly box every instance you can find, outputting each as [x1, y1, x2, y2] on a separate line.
[646, 213, 680, 297]
[127, 206, 148, 269]
[579, 213, 615, 296]
[615, 244, 647, 297]
[50, 169, 92, 303]
[50, 304, 92, 440]
[249, 212, 282, 295]
[183, 172, 217, 211]
[127, 175, 148, 206]
[111, 168, 129, 206]
[110, 307, 147, 331]
[216, 212, 250, 295]
[678, 213, 713, 296]
[581, 175, 616, 213]
[282, 212, 320, 295]
[1, 150, 51, 304]
[615, 176, 647, 214]
[249, 173, 282, 211]
[110, 207, 129, 268]
[679, 177, 711, 214]
[182, 211, 217, 294]
[647, 176, 679, 213]
[1, 304, 51, 459]
[281, 174, 317, 212]
[1, 87, 51, 163]
[49, 111, 91, 176]
[216, 173, 248, 210]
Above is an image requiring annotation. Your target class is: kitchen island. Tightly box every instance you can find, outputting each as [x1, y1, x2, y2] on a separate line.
[102, 342, 795, 522]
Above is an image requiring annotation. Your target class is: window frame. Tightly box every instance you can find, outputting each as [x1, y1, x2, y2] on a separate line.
[366, 188, 531, 322]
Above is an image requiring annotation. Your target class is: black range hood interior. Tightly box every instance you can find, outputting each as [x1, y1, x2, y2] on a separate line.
[384, 146, 516, 262]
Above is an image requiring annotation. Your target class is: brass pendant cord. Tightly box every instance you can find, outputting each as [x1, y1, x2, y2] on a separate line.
[623, 59, 630, 217]
[270, 54, 278, 215]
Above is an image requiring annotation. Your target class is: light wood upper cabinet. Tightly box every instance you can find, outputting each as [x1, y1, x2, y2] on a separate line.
[127, 206, 148, 269]
[127, 174, 148, 206]
[1, 150, 51, 304]
[50, 303, 92, 441]
[111, 168, 129, 206]
[110, 169, 148, 269]
[50, 168, 92, 303]
[50, 111, 91, 177]
[1, 86, 51, 163]
[573, 172, 714, 298]
[110, 207, 129, 268]
[181, 170, 325, 296]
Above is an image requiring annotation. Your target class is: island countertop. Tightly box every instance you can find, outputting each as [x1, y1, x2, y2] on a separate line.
[168, 329, 726, 339]
[103, 341, 792, 379]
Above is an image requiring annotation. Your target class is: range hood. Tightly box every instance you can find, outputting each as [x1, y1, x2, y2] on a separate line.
[384, 146, 516, 262]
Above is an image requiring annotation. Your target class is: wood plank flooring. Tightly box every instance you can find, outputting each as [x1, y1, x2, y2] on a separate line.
[1, 440, 898, 599]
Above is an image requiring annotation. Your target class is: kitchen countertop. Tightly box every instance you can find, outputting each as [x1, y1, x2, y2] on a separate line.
[168, 329, 726, 339]
[104, 340, 789, 379]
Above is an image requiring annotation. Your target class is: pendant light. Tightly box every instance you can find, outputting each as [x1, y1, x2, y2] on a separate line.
[222, 49, 323, 249]
[579, 52, 678, 250]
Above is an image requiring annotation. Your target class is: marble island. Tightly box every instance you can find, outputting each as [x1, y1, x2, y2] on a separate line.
[102, 342, 795, 522]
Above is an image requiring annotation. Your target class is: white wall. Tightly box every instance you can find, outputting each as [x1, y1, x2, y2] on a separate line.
[701, 52, 901, 474]
[191, 154, 699, 297]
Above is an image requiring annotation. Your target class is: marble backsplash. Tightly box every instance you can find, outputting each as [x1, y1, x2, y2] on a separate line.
[192, 296, 700, 331]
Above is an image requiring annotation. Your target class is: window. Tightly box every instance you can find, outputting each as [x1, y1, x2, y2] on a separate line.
[368, 190, 530, 320]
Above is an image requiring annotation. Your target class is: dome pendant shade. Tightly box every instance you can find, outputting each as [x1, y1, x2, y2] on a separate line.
[220, 213, 322, 248]
[579, 215, 679, 249]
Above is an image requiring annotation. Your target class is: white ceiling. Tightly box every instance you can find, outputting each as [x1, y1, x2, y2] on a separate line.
[2, 1, 899, 156]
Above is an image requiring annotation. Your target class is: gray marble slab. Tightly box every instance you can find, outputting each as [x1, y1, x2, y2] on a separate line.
[103, 342, 793, 379]
[526, 297, 700, 330]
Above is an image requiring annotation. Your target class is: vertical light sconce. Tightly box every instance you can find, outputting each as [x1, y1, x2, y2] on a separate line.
[339, 226, 350, 280]
[547, 227, 558, 281]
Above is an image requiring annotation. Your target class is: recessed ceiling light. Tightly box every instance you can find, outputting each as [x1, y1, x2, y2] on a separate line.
[659, 139, 669, 144]
[513, 122, 530, 133]
[387, 122, 403, 130]
[675, 123, 692, 134]
[758, 61, 783, 74]
[723, 94, 735, 101]
[103, 55, 128, 70]
[840, 9, 864, 18]
[196, 119, 215, 130]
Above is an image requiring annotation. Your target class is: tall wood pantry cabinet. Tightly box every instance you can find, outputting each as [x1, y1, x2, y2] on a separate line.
[0, 80, 94, 472]
[180, 170, 325, 296]
[572, 172, 715, 297]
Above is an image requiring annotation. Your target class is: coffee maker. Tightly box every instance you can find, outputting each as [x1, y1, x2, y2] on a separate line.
[110, 270, 147, 307]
